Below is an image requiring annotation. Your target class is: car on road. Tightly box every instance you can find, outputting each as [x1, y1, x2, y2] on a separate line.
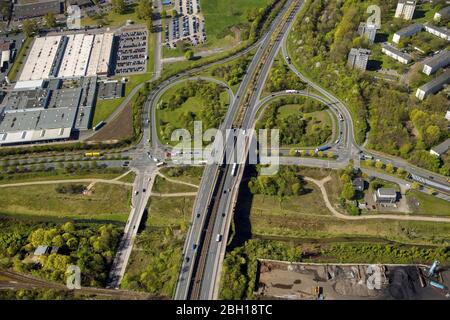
[122, 161, 130, 167]
[134, 191, 139, 195]
[143, 188, 146, 192]
[216, 234, 222, 242]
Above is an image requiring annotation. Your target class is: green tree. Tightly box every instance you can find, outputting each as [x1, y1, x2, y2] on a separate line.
[411, 182, 421, 190]
[23, 19, 38, 37]
[111, 0, 126, 14]
[184, 50, 194, 60]
[375, 161, 384, 170]
[171, 9, 177, 17]
[45, 13, 57, 28]
[137, 0, 153, 20]
[341, 183, 355, 201]
[385, 163, 394, 174]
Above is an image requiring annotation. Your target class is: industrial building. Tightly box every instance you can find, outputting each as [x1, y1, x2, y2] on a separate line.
[434, 6, 450, 22]
[0, 77, 97, 146]
[416, 69, 450, 100]
[381, 42, 412, 64]
[12, 0, 63, 20]
[0, 41, 11, 71]
[347, 48, 370, 70]
[394, 0, 416, 20]
[374, 188, 398, 205]
[424, 24, 450, 41]
[357, 22, 377, 44]
[430, 138, 450, 157]
[18, 32, 114, 84]
[422, 50, 450, 76]
[392, 24, 422, 44]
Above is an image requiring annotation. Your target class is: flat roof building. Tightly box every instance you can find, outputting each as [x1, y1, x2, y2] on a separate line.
[423, 50, 450, 75]
[395, 0, 416, 20]
[416, 69, 450, 100]
[430, 138, 450, 157]
[374, 188, 398, 204]
[424, 24, 450, 41]
[18, 36, 63, 82]
[0, 77, 97, 146]
[381, 42, 412, 64]
[86, 33, 114, 77]
[392, 24, 422, 44]
[13, 0, 63, 20]
[57, 33, 94, 79]
[358, 22, 377, 44]
[347, 48, 370, 71]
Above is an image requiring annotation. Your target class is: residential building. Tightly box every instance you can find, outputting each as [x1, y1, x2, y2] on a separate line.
[347, 48, 371, 71]
[358, 22, 377, 44]
[352, 178, 365, 192]
[430, 138, 450, 157]
[423, 50, 450, 75]
[374, 188, 398, 204]
[381, 42, 412, 64]
[424, 24, 450, 41]
[434, 6, 450, 22]
[392, 24, 422, 44]
[395, 0, 416, 20]
[12, 0, 63, 20]
[33, 245, 60, 256]
[416, 70, 450, 100]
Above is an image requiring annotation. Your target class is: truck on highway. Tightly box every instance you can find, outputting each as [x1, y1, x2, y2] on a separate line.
[285, 89, 297, 94]
[315, 145, 331, 153]
[231, 163, 237, 176]
[93, 121, 106, 131]
[156, 161, 166, 167]
[338, 113, 344, 121]
[285, 55, 291, 63]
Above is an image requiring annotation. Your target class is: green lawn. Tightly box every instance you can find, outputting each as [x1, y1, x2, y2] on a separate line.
[81, 4, 145, 27]
[146, 196, 195, 228]
[201, 0, 267, 46]
[160, 166, 204, 185]
[7, 37, 32, 82]
[0, 183, 131, 221]
[152, 175, 198, 194]
[406, 190, 450, 217]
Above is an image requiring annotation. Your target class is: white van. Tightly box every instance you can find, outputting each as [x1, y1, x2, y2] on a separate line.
[216, 234, 222, 242]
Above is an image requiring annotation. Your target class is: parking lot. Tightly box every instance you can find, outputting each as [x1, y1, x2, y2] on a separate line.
[164, 0, 206, 49]
[113, 28, 148, 75]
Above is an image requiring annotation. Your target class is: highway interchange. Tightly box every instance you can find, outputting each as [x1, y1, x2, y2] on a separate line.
[1, 0, 450, 300]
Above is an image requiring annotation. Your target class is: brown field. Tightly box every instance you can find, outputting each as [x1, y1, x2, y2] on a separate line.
[87, 103, 133, 143]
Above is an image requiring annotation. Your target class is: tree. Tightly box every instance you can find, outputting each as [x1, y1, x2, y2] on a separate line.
[137, 0, 153, 20]
[171, 9, 178, 18]
[375, 160, 384, 170]
[161, 9, 167, 18]
[385, 163, 394, 174]
[340, 173, 351, 184]
[341, 183, 355, 201]
[185, 50, 194, 60]
[396, 167, 405, 175]
[111, 0, 126, 14]
[411, 182, 420, 190]
[289, 148, 297, 156]
[23, 19, 38, 37]
[45, 12, 57, 28]
[327, 151, 334, 158]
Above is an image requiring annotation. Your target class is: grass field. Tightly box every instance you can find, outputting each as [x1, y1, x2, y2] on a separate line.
[152, 175, 198, 194]
[146, 196, 195, 228]
[201, 0, 267, 47]
[0, 170, 127, 185]
[156, 81, 230, 145]
[160, 166, 204, 185]
[81, 3, 145, 27]
[406, 190, 450, 217]
[0, 183, 131, 221]
[239, 167, 450, 246]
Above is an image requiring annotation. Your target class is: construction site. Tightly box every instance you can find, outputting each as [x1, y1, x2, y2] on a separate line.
[255, 259, 450, 300]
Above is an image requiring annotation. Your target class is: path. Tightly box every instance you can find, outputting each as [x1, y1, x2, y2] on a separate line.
[305, 176, 450, 223]
[156, 172, 199, 188]
[0, 178, 133, 188]
[150, 192, 197, 197]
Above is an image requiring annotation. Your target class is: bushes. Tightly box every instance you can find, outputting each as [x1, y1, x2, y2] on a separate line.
[248, 165, 305, 197]
[220, 239, 302, 299]
[0, 219, 121, 287]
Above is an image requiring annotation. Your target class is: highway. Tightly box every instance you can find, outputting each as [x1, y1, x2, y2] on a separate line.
[174, 0, 304, 300]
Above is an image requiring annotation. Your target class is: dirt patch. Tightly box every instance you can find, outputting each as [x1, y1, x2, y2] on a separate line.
[255, 260, 450, 300]
[87, 103, 133, 143]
